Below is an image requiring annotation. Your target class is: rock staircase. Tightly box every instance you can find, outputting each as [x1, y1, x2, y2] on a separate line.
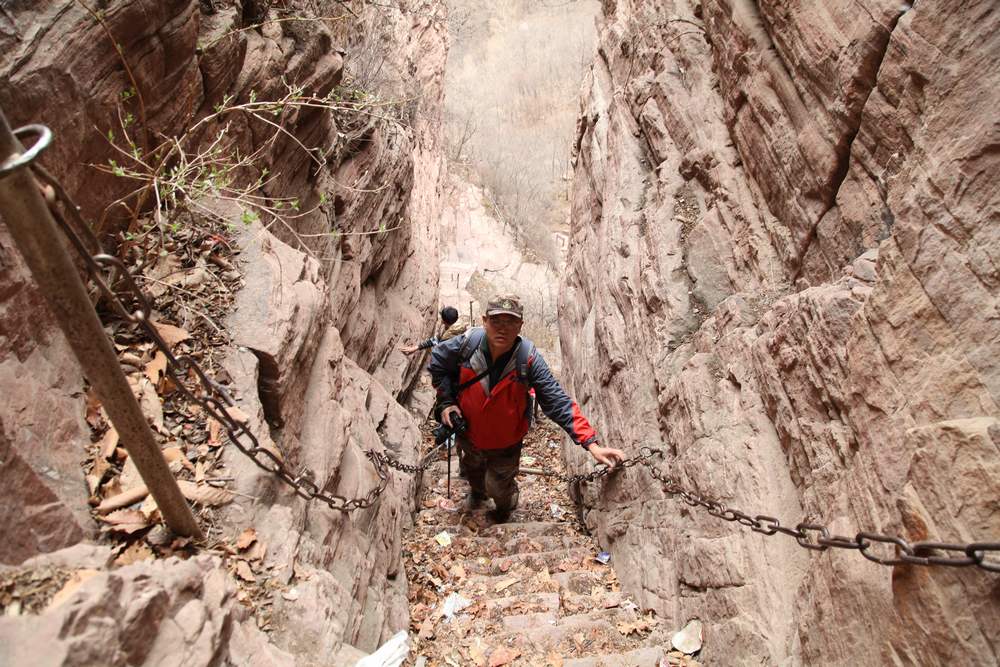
[403, 423, 703, 667]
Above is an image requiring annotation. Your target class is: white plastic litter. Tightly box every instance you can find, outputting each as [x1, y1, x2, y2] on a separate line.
[354, 630, 410, 667]
[550, 502, 566, 519]
[441, 592, 472, 621]
[671, 619, 704, 654]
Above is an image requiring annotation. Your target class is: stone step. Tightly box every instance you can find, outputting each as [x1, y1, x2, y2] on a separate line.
[460, 547, 593, 576]
[495, 609, 632, 652]
[465, 567, 601, 598]
[560, 590, 625, 615]
[501, 609, 560, 631]
[552, 569, 607, 594]
[498, 599, 635, 633]
[485, 591, 561, 615]
[463, 533, 585, 554]
[562, 645, 667, 667]
[463, 572, 557, 598]
[447, 520, 581, 540]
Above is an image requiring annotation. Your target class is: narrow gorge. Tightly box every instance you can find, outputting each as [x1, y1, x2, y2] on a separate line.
[0, 0, 997, 666]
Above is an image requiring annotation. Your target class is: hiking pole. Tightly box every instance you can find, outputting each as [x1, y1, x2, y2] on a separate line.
[446, 434, 453, 498]
[0, 108, 203, 539]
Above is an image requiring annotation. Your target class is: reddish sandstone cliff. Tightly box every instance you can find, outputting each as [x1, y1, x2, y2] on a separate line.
[560, 0, 999, 663]
[0, 0, 446, 663]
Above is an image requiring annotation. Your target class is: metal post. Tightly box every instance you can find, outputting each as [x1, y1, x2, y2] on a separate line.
[0, 108, 203, 539]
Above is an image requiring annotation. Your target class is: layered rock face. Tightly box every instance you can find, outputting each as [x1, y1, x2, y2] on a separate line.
[1, 0, 445, 663]
[560, 0, 999, 664]
[438, 173, 563, 364]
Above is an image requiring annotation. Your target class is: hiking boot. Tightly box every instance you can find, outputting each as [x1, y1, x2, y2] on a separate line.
[488, 507, 512, 524]
[488, 489, 519, 523]
[465, 491, 487, 511]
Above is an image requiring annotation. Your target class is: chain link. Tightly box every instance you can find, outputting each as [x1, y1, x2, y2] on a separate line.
[22, 144, 1000, 568]
[630, 449, 998, 573]
[530, 445, 662, 485]
[33, 161, 424, 513]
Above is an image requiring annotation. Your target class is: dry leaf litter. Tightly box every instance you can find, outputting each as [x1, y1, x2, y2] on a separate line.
[1, 217, 284, 629]
[402, 419, 705, 666]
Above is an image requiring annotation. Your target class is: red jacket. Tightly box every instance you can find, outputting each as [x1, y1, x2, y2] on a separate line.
[428, 328, 597, 450]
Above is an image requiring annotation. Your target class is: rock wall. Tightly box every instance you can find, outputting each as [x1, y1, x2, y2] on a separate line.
[438, 172, 563, 364]
[0, 0, 446, 663]
[559, 0, 999, 664]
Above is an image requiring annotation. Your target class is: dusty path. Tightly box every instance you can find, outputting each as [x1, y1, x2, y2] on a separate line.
[402, 420, 703, 666]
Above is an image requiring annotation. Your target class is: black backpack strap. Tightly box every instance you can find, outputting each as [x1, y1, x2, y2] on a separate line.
[456, 339, 521, 395]
[457, 327, 482, 363]
[515, 339, 535, 381]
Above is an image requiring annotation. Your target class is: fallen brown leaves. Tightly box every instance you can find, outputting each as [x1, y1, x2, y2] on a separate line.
[401, 419, 672, 666]
[72, 217, 247, 590]
[493, 577, 519, 593]
[100, 509, 153, 535]
[177, 480, 234, 506]
[488, 646, 521, 666]
[617, 613, 658, 637]
[0, 567, 75, 616]
[236, 527, 258, 550]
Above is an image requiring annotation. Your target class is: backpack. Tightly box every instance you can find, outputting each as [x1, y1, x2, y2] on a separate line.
[456, 328, 535, 386]
[433, 328, 535, 421]
[440, 317, 469, 342]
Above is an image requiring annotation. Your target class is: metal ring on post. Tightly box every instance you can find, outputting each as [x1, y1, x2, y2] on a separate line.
[0, 124, 52, 178]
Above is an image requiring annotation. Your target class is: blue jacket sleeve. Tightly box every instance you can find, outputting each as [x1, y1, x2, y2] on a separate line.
[417, 335, 440, 350]
[428, 333, 466, 407]
[528, 351, 598, 448]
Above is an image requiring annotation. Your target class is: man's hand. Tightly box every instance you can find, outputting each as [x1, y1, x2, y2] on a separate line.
[587, 442, 626, 468]
[441, 405, 463, 428]
[400, 344, 419, 355]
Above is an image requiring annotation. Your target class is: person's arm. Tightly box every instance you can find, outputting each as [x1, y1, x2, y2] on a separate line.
[428, 334, 465, 425]
[529, 352, 625, 467]
[418, 335, 440, 350]
[401, 335, 439, 355]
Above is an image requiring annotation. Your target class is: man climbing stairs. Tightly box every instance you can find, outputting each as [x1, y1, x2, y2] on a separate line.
[403, 421, 703, 666]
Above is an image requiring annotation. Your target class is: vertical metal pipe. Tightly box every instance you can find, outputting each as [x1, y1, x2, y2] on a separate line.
[0, 108, 202, 539]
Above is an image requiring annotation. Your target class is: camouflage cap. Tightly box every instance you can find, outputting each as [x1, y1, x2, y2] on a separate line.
[486, 294, 524, 319]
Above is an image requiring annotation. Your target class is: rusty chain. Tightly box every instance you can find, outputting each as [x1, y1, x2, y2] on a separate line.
[13, 122, 999, 569]
[533, 445, 662, 485]
[29, 156, 426, 513]
[538, 448, 998, 571]
[629, 449, 999, 573]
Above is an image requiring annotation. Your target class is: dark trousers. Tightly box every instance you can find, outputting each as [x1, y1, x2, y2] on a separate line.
[458, 438, 521, 511]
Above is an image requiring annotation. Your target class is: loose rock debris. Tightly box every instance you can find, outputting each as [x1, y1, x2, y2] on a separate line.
[403, 420, 705, 666]
[70, 215, 290, 627]
[82, 217, 244, 565]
